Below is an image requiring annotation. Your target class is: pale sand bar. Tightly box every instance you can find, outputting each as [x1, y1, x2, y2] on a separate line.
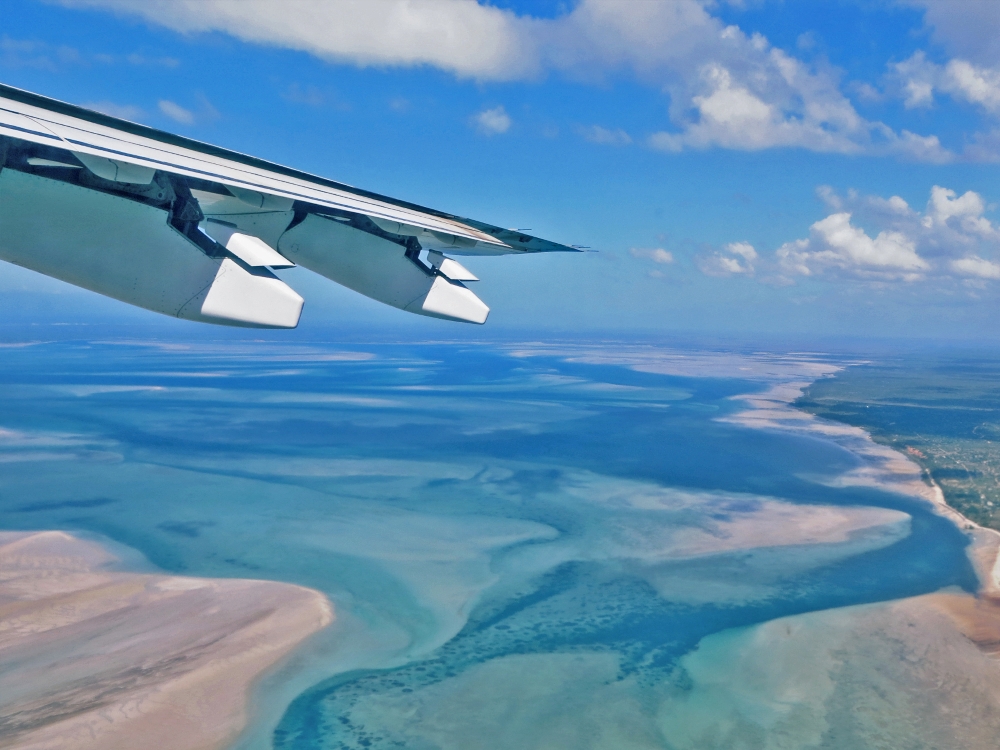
[0, 531, 332, 750]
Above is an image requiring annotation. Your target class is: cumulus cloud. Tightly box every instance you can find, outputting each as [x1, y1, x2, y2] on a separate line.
[891, 52, 936, 109]
[891, 52, 1000, 115]
[472, 105, 511, 135]
[630, 248, 674, 264]
[951, 255, 1000, 279]
[777, 213, 927, 281]
[60, 0, 946, 160]
[887, 49, 1000, 160]
[726, 241, 758, 262]
[650, 54, 868, 154]
[773, 185, 1000, 283]
[945, 59, 1000, 113]
[698, 241, 757, 277]
[924, 185, 997, 238]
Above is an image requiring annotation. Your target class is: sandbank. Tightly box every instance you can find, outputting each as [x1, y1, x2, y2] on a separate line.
[0, 530, 332, 750]
[665, 499, 909, 559]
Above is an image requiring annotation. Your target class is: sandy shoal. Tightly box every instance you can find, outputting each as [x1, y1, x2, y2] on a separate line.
[0, 530, 332, 750]
[665, 500, 908, 558]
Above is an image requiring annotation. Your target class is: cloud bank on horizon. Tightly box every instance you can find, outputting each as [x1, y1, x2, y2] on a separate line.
[3, 0, 1000, 335]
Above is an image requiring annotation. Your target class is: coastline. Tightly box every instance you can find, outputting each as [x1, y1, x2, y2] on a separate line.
[721, 378, 1000, 588]
[720, 374, 1000, 682]
[0, 530, 333, 750]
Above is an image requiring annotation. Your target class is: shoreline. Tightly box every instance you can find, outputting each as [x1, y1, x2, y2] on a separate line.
[720, 381, 1000, 596]
[720, 375, 1000, 677]
[0, 530, 333, 750]
[721, 378, 1000, 590]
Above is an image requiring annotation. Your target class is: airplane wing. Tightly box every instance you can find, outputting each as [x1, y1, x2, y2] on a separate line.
[0, 83, 580, 328]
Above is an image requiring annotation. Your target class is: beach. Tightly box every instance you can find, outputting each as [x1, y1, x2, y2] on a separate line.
[0, 530, 332, 750]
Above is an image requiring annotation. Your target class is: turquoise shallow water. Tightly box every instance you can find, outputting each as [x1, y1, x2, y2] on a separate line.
[0, 338, 977, 748]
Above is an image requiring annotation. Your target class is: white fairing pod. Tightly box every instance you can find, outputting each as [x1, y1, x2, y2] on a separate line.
[0, 169, 302, 328]
[419, 276, 489, 323]
[278, 214, 489, 324]
[193, 258, 302, 327]
[202, 220, 295, 268]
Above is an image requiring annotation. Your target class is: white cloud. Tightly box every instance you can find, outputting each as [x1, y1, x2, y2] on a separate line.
[891, 52, 1000, 116]
[62, 0, 947, 160]
[951, 255, 1000, 279]
[651, 64, 786, 152]
[158, 99, 194, 124]
[925, 186, 997, 238]
[579, 125, 631, 146]
[944, 59, 1000, 113]
[630, 248, 674, 264]
[891, 51, 936, 109]
[891, 129, 952, 164]
[903, 78, 934, 108]
[648, 48, 877, 155]
[773, 185, 1000, 283]
[647, 42, 949, 159]
[726, 241, 758, 262]
[472, 106, 511, 135]
[61, 0, 536, 80]
[777, 212, 927, 280]
[697, 241, 757, 277]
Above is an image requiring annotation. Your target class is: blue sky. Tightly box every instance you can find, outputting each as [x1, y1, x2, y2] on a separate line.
[3, 0, 1000, 340]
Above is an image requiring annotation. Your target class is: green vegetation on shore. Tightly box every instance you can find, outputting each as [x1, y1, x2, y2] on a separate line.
[795, 356, 1000, 531]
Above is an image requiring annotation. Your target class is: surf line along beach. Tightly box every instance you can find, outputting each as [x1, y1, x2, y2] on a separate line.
[0, 530, 332, 750]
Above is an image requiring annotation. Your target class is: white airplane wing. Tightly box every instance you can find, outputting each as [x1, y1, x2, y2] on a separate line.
[0, 83, 580, 328]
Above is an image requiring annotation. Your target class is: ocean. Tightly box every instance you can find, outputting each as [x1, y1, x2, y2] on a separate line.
[0, 337, 979, 749]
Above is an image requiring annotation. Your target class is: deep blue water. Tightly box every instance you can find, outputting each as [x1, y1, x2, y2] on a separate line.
[0, 339, 977, 749]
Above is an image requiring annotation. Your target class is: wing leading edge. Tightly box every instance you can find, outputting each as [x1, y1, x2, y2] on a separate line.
[0, 83, 581, 327]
